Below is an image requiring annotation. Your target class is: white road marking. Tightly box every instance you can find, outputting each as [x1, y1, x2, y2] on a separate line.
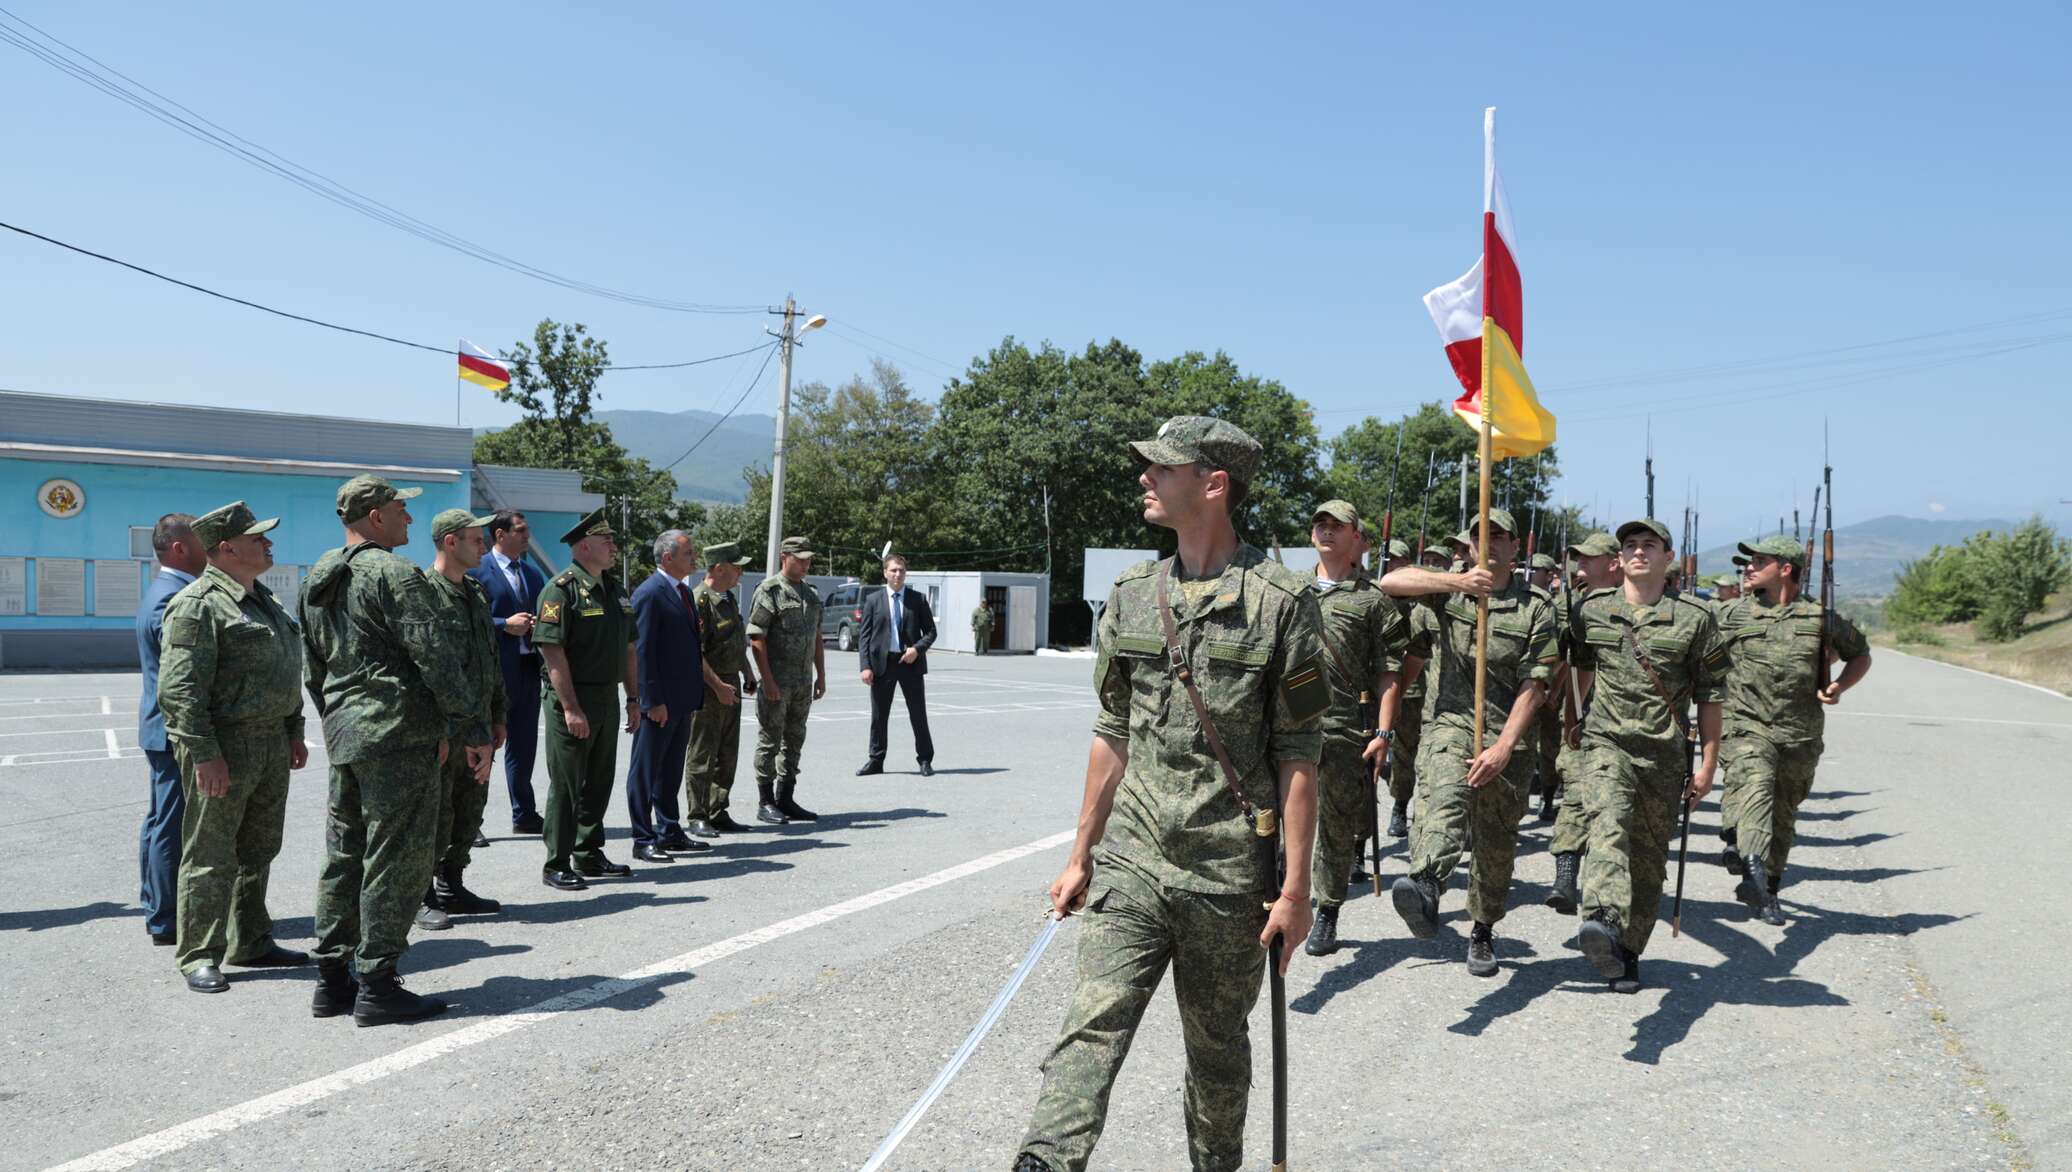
[1884, 647, 2071, 701]
[0, 726, 136, 739]
[103, 729, 120, 759]
[47, 827, 1077, 1172]
[100, 696, 112, 715]
[1831, 710, 2072, 730]
[0, 695, 128, 708]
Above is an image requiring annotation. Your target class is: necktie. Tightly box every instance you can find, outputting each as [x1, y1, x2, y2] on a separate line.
[891, 589, 903, 653]
[678, 582, 695, 618]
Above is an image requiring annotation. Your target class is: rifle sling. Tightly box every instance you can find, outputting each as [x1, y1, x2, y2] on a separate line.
[1156, 560, 1273, 836]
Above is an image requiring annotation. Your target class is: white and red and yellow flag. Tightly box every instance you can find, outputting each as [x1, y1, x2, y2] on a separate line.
[1423, 107, 1555, 460]
[458, 339, 512, 392]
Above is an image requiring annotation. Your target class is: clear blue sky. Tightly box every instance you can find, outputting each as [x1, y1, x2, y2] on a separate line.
[3, 2, 2067, 540]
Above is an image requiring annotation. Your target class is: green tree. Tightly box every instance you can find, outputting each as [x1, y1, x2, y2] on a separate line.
[1325, 403, 1568, 554]
[1144, 351, 1323, 546]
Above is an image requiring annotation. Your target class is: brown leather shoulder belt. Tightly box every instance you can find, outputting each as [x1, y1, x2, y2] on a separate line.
[1155, 559, 1277, 838]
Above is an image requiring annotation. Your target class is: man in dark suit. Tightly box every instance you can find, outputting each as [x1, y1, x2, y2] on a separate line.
[471, 509, 550, 834]
[856, 552, 937, 777]
[625, 530, 724, 861]
[136, 513, 206, 947]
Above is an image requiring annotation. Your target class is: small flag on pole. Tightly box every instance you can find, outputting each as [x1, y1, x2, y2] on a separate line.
[1423, 108, 1555, 460]
[458, 339, 512, 392]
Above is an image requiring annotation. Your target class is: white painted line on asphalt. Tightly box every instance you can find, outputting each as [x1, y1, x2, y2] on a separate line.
[1884, 647, 2071, 701]
[1833, 710, 2072, 730]
[0, 695, 126, 708]
[100, 696, 112, 715]
[0, 726, 132, 739]
[47, 827, 1078, 1172]
[103, 729, 120, 759]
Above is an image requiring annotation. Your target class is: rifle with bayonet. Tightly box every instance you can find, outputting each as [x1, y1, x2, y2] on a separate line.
[1671, 503, 1698, 935]
[1415, 449, 1436, 561]
[1818, 426, 1836, 693]
[1366, 427, 1403, 895]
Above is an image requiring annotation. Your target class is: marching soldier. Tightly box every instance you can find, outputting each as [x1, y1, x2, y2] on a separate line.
[1383, 538, 1427, 840]
[1545, 530, 1624, 913]
[972, 600, 996, 655]
[1714, 572, 1742, 603]
[422, 509, 507, 922]
[1302, 500, 1406, 956]
[748, 536, 828, 823]
[1717, 535, 1872, 924]
[1014, 416, 1326, 1172]
[533, 508, 639, 890]
[157, 501, 310, 993]
[302, 475, 488, 1025]
[1525, 552, 1562, 819]
[1567, 519, 1724, 993]
[1526, 552, 1559, 593]
[1380, 506, 1556, 978]
[684, 542, 755, 836]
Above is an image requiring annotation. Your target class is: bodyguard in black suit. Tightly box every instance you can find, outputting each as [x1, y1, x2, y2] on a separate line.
[470, 510, 550, 833]
[856, 553, 937, 776]
[625, 530, 718, 861]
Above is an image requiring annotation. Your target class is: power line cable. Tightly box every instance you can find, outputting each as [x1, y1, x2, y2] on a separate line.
[656, 342, 781, 471]
[0, 7, 764, 315]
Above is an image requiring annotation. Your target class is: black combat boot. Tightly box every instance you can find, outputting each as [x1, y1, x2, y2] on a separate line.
[1723, 846, 1746, 875]
[1391, 874, 1440, 939]
[414, 887, 451, 931]
[775, 778, 817, 822]
[1467, 921, 1497, 977]
[1305, 903, 1341, 956]
[756, 779, 789, 825]
[1577, 913, 1626, 979]
[1610, 955, 1642, 994]
[435, 865, 501, 915]
[353, 971, 448, 1027]
[1736, 855, 1770, 913]
[311, 961, 358, 1019]
[1759, 869, 1787, 926]
[1386, 800, 1409, 839]
[1545, 851, 1580, 915]
[1537, 786, 1558, 822]
[1012, 1154, 1051, 1172]
[1348, 842, 1370, 887]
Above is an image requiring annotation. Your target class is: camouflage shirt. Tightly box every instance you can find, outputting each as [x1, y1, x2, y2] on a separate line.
[1403, 573, 1557, 734]
[157, 564, 305, 762]
[694, 581, 751, 677]
[299, 542, 485, 763]
[1569, 587, 1727, 754]
[1717, 596, 1868, 743]
[1311, 574, 1407, 742]
[746, 574, 823, 688]
[427, 570, 508, 732]
[1093, 546, 1329, 895]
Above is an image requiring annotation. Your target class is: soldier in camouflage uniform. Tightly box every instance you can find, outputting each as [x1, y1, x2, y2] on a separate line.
[972, 601, 995, 655]
[748, 536, 827, 824]
[1015, 416, 1327, 1172]
[534, 508, 639, 888]
[683, 541, 756, 836]
[1567, 518, 1725, 993]
[1525, 552, 1564, 820]
[1380, 507, 1556, 978]
[158, 501, 311, 993]
[1383, 538, 1426, 840]
[1717, 535, 1873, 924]
[1301, 501, 1407, 956]
[422, 509, 508, 922]
[302, 475, 488, 1026]
[1545, 530, 1622, 914]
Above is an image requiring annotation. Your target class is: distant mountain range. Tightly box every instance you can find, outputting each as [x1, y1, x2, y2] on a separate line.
[1695, 514, 2012, 598]
[595, 408, 774, 503]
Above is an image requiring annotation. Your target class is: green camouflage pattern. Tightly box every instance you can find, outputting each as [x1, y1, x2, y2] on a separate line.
[299, 543, 486, 762]
[1311, 575, 1407, 744]
[158, 564, 305, 761]
[1019, 858, 1269, 1172]
[1723, 735, 1823, 875]
[687, 581, 750, 818]
[753, 686, 812, 792]
[1716, 596, 1867, 743]
[1573, 740, 1685, 955]
[1389, 700, 1422, 806]
[313, 741, 442, 978]
[434, 741, 492, 873]
[427, 570, 508, 734]
[1310, 736, 1374, 907]
[1126, 414, 1264, 484]
[1403, 574, 1557, 736]
[1090, 546, 1328, 895]
[1409, 721, 1535, 923]
[746, 574, 823, 688]
[173, 730, 291, 974]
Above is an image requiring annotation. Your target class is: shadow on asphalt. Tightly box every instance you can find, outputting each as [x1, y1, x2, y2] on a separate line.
[444, 968, 694, 1019]
[497, 890, 708, 926]
[921, 767, 1009, 776]
[1291, 931, 1434, 1015]
[0, 900, 141, 933]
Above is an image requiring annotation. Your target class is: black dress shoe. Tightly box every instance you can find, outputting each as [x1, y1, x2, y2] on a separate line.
[150, 931, 175, 947]
[230, 944, 311, 968]
[473, 830, 491, 848]
[855, 760, 884, 776]
[185, 964, 229, 994]
[542, 869, 588, 891]
[513, 813, 545, 835]
[577, 857, 632, 877]
[756, 803, 790, 825]
[684, 819, 721, 839]
[707, 811, 745, 833]
[918, 761, 934, 777]
[632, 843, 673, 863]
[659, 833, 711, 853]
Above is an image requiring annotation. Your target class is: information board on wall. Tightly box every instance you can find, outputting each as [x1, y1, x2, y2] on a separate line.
[260, 564, 300, 599]
[93, 560, 141, 616]
[0, 557, 24, 616]
[36, 558, 86, 616]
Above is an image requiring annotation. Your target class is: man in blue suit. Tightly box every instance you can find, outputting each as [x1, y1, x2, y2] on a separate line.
[471, 510, 550, 834]
[625, 530, 720, 862]
[136, 513, 208, 946]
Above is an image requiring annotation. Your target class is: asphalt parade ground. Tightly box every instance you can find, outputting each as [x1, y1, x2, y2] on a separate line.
[1, 650, 2066, 1171]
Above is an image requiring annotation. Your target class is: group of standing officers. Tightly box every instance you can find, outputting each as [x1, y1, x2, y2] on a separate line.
[133, 475, 840, 1025]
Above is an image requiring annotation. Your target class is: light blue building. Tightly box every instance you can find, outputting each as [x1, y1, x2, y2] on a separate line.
[0, 389, 602, 668]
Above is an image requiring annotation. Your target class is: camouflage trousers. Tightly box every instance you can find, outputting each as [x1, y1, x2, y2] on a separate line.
[1408, 721, 1535, 925]
[753, 685, 813, 797]
[684, 685, 743, 820]
[174, 726, 291, 975]
[1388, 702, 1422, 807]
[1530, 707, 1563, 796]
[1724, 734, 1823, 876]
[1549, 734, 1592, 856]
[1575, 738, 1686, 957]
[1311, 735, 1377, 907]
[1020, 859, 1268, 1172]
[435, 744, 492, 875]
[1717, 737, 1741, 847]
[543, 684, 620, 873]
[314, 741, 442, 979]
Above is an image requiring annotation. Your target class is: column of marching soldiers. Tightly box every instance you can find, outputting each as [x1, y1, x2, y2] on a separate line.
[144, 474, 833, 1024]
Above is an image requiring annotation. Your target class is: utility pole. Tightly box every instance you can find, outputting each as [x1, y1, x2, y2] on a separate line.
[620, 498, 632, 580]
[1042, 483, 1053, 578]
[763, 295, 825, 574]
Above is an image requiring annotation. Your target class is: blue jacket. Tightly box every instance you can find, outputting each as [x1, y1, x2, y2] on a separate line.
[135, 567, 196, 752]
[633, 571, 704, 717]
[469, 551, 549, 680]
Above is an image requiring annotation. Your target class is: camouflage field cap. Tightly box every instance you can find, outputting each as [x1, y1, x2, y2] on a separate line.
[560, 507, 614, 546]
[1567, 531, 1620, 558]
[430, 508, 497, 544]
[1447, 529, 1472, 549]
[1616, 518, 1676, 550]
[779, 536, 817, 559]
[1737, 534, 1808, 568]
[1311, 499, 1362, 530]
[1463, 507, 1518, 538]
[1386, 538, 1411, 559]
[1714, 573, 1742, 588]
[1129, 416, 1263, 484]
[1528, 553, 1558, 571]
[192, 500, 279, 549]
[703, 541, 744, 566]
[337, 474, 422, 522]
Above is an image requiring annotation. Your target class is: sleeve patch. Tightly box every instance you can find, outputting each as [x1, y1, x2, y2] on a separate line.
[1281, 657, 1330, 723]
[165, 613, 203, 648]
[540, 600, 563, 624]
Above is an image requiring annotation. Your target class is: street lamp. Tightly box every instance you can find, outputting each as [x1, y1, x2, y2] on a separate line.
[765, 298, 826, 574]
